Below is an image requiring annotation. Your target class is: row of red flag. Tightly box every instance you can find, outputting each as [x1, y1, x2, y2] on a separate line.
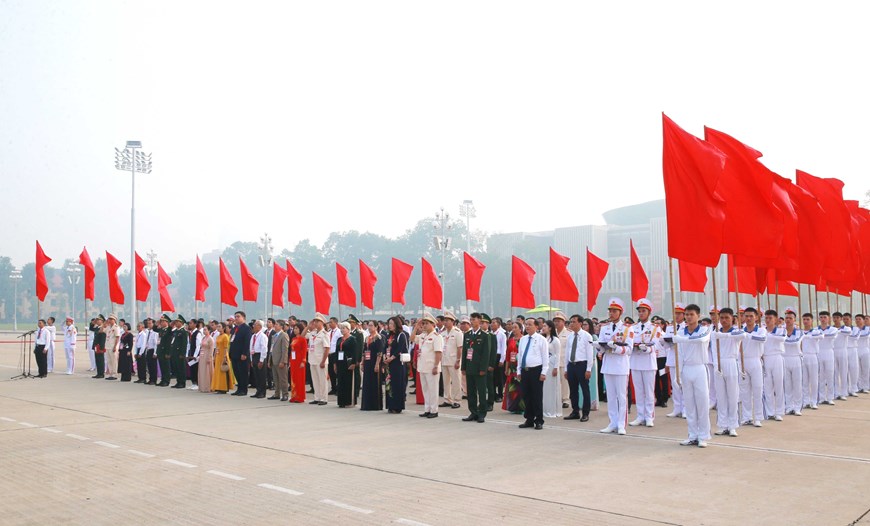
[663, 113, 870, 296]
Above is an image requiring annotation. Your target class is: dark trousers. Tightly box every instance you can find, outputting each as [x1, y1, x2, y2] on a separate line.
[95, 352, 105, 377]
[466, 371, 488, 418]
[521, 365, 544, 425]
[353, 366, 361, 405]
[567, 361, 591, 416]
[654, 356, 670, 406]
[136, 353, 147, 381]
[145, 350, 158, 383]
[158, 351, 171, 384]
[189, 359, 199, 385]
[232, 355, 249, 394]
[486, 369, 495, 407]
[34, 345, 47, 377]
[596, 355, 607, 402]
[119, 351, 133, 381]
[172, 352, 187, 387]
[494, 366, 505, 398]
[252, 354, 267, 396]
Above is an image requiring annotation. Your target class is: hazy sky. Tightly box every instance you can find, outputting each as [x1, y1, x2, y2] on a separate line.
[2, 1, 869, 269]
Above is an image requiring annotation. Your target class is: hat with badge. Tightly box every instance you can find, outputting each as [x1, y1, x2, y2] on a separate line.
[107, 313, 118, 322]
[176, 314, 186, 324]
[443, 311, 457, 322]
[480, 313, 492, 323]
[708, 305, 721, 314]
[421, 311, 438, 325]
[674, 302, 686, 314]
[345, 314, 360, 324]
[161, 313, 172, 323]
[459, 315, 471, 324]
[552, 311, 568, 322]
[97, 314, 106, 321]
[636, 298, 653, 312]
[608, 298, 625, 312]
[313, 313, 327, 324]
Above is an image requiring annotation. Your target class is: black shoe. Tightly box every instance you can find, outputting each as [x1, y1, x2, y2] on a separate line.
[487, 405, 494, 412]
[280, 396, 288, 401]
[105, 376, 117, 380]
[427, 413, 438, 418]
[308, 400, 319, 404]
[562, 402, 569, 408]
[495, 397, 503, 403]
[92, 374, 104, 379]
[147, 381, 156, 385]
[564, 413, 580, 420]
[462, 415, 477, 422]
[317, 401, 327, 405]
[580, 415, 589, 422]
[534, 423, 543, 430]
[477, 416, 485, 423]
[518, 421, 534, 429]
[172, 385, 184, 389]
[327, 389, 336, 395]
[254, 394, 266, 399]
[419, 412, 431, 417]
[134, 380, 144, 384]
[268, 395, 280, 400]
[462, 395, 467, 400]
[438, 402, 452, 408]
[157, 382, 168, 387]
[452, 403, 461, 409]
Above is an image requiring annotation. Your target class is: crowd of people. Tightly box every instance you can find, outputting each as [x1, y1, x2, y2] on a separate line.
[30, 296, 870, 447]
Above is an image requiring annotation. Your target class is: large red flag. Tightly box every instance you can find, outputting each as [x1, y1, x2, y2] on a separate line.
[629, 240, 649, 302]
[359, 259, 377, 310]
[586, 248, 609, 313]
[727, 255, 757, 295]
[195, 255, 209, 302]
[662, 114, 727, 267]
[336, 263, 357, 308]
[796, 170, 853, 282]
[105, 251, 125, 305]
[134, 252, 151, 302]
[856, 207, 870, 294]
[777, 180, 827, 285]
[272, 262, 287, 308]
[286, 260, 303, 306]
[239, 257, 259, 302]
[549, 247, 579, 302]
[157, 262, 175, 312]
[219, 258, 238, 307]
[78, 247, 95, 301]
[463, 252, 486, 302]
[678, 260, 708, 293]
[421, 258, 443, 309]
[35, 241, 51, 301]
[391, 258, 414, 305]
[312, 272, 333, 314]
[511, 256, 536, 309]
[757, 269, 800, 298]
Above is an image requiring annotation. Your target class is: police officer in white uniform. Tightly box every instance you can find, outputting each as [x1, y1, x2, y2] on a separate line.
[415, 312, 444, 418]
[439, 311, 464, 409]
[63, 317, 77, 375]
[598, 298, 634, 435]
[630, 298, 659, 428]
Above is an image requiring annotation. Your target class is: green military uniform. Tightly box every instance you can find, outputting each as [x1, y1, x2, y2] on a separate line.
[347, 315, 365, 405]
[170, 315, 188, 388]
[461, 315, 491, 422]
[156, 314, 173, 386]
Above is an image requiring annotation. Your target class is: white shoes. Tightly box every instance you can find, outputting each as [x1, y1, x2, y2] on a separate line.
[628, 418, 643, 427]
[773, 415, 783, 422]
[644, 420, 654, 428]
[794, 411, 802, 416]
[728, 429, 738, 437]
[697, 440, 708, 448]
[753, 420, 763, 428]
[679, 439, 698, 446]
[810, 405, 818, 410]
[666, 412, 680, 418]
[600, 426, 616, 433]
[714, 429, 728, 436]
[617, 428, 626, 435]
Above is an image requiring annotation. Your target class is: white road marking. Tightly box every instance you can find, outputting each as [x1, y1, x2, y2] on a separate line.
[396, 519, 430, 526]
[163, 459, 197, 468]
[207, 470, 245, 481]
[320, 499, 373, 514]
[18, 422, 37, 428]
[0, 417, 15, 422]
[66, 434, 89, 441]
[94, 441, 120, 448]
[39, 427, 62, 433]
[257, 483, 303, 496]
[127, 450, 156, 458]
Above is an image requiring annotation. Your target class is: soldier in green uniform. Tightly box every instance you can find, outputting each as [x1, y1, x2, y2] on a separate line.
[462, 312, 491, 423]
[347, 314, 365, 405]
[481, 314, 499, 412]
[171, 314, 188, 389]
[156, 314, 173, 387]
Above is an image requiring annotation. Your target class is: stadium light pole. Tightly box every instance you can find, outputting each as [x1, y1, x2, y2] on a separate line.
[459, 199, 476, 253]
[433, 207, 452, 310]
[66, 264, 81, 323]
[115, 141, 152, 320]
[9, 269, 22, 331]
[258, 233, 273, 320]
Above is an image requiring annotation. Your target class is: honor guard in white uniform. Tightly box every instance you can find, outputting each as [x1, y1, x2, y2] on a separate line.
[800, 313, 821, 409]
[629, 298, 659, 428]
[63, 317, 77, 375]
[762, 309, 786, 421]
[781, 308, 804, 416]
[845, 313, 860, 396]
[597, 298, 634, 435]
[439, 311, 464, 408]
[710, 307, 742, 436]
[46, 318, 57, 373]
[817, 311, 838, 404]
[832, 312, 850, 400]
[739, 307, 766, 427]
[664, 303, 686, 418]
[674, 304, 712, 447]
[309, 314, 331, 404]
[856, 315, 870, 393]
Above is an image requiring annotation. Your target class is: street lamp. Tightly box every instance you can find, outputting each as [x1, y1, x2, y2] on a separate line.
[258, 233, 273, 320]
[9, 269, 22, 331]
[433, 207, 452, 310]
[66, 264, 81, 323]
[115, 140, 152, 321]
[459, 199, 476, 253]
[146, 250, 158, 317]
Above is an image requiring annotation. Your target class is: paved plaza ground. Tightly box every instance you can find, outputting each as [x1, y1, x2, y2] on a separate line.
[1, 339, 869, 525]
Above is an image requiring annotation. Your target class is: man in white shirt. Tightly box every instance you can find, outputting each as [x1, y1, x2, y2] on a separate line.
[856, 314, 870, 393]
[664, 303, 686, 418]
[553, 312, 571, 409]
[563, 314, 594, 422]
[782, 308, 804, 416]
[144, 318, 160, 385]
[817, 311, 838, 404]
[517, 318, 549, 430]
[86, 318, 96, 372]
[34, 319, 50, 377]
[674, 304, 712, 448]
[46, 317, 57, 373]
[327, 317, 340, 395]
[134, 321, 148, 383]
[739, 307, 766, 427]
[710, 307, 742, 437]
[63, 317, 77, 375]
[439, 311, 464, 409]
[844, 313, 860, 396]
[414, 312, 444, 418]
[598, 298, 634, 435]
[762, 309, 786, 421]
[492, 317, 507, 403]
[309, 314, 332, 405]
[249, 320, 268, 398]
[832, 311, 850, 400]
[800, 313, 821, 409]
[630, 299, 660, 428]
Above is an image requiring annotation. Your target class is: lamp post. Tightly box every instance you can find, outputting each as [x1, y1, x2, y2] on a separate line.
[66, 264, 81, 322]
[146, 250, 158, 317]
[258, 233, 273, 320]
[459, 199, 476, 253]
[433, 207, 452, 310]
[115, 141, 152, 320]
[9, 269, 22, 331]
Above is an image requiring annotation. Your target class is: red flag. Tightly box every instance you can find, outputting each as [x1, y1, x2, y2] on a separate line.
[219, 258, 238, 307]
[239, 257, 259, 302]
[511, 256, 536, 309]
[312, 272, 333, 314]
[777, 180, 827, 285]
[796, 170, 853, 282]
[134, 252, 150, 302]
[549, 247, 579, 302]
[727, 255, 757, 295]
[678, 260, 708, 293]
[195, 255, 209, 302]
[35, 241, 51, 301]
[272, 262, 287, 308]
[286, 260, 303, 306]
[78, 247, 95, 301]
[662, 114, 727, 267]
[336, 263, 357, 308]
[855, 207, 870, 294]
[629, 240, 649, 302]
[391, 257, 414, 305]
[758, 269, 800, 298]
[586, 249, 609, 312]
[359, 259, 377, 310]
[157, 262, 175, 312]
[463, 252, 486, 302]
[421, 258, 443, 309]
[105, 251, 125, 305]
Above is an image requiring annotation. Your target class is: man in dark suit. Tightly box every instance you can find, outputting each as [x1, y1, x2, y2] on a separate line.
[230, 311, 253, 396]
[461, 313, 491, 423]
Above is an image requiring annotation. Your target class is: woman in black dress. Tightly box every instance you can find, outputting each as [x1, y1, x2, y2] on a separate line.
[118, 323, 134, 382]
[335, 322, 358, 407]
[384, 316, 408, 414]
[360, 321, 384, 411]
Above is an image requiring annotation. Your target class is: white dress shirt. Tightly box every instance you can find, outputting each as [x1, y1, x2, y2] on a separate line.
[35, 327, 50, 347]
[145, 328, 159, 350]
[563, 330, 594, 372]
[783, 327, 803, 357]
[495, 327, 507, 364]
[250, 329, 268, 356]
[674, 324, 712, 367]
[328, 328, 340, 354]
[135, 330, 148, 355]
[516, 332, 549, 376]
[64, 325, 78, 348]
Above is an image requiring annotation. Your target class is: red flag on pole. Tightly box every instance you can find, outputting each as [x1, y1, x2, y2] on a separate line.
[105, 251, 125, 305]
[359, 259, 377, 310]
[35, 241, 51, 301]
[727, 255, 757, 295]
[286, 260, 303, 306]
[271, 262, 287, 308]
[586, 248, 609, 313]
[336, 263, 357, 308]
[195, 255, 209, 302]
[134, 252, 151, 302]
[797, 170, 853, 282]
[239, 257, 259, 302]
[391, 258, 414, 305]
[776, 180, 827, 285]
[678, 260, 708, 293]
[421, 258, 443, 309]
[662, 114, 727, 267]
[758, 269, 800, 297]
[157, 262, 175, 312]
[312, 272, 333, 314]
[463, 252, 486, 302]
[549, 247, 579, 302]
[510, 256, 536, 309]
[79, 246, 95, 301]
[629, 240, 649, 302]
[219, 258, 238, 307]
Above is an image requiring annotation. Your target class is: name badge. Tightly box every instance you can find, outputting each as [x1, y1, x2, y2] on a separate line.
[466, 349, 473, 360]
[510, 354, 517, 363]
[291, 351, 296, 360]
[365, 351, 371, 361]
[338, 351, 345, 360]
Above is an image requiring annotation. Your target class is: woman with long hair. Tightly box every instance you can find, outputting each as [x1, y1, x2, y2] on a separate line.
[384, 316, 409, 413]
[198, 323, 215, 393]
[542, 320, 563, 418]
[290, 322, 308, 403]
[211, 323, 236, 394]
[335, 322, 359, 408]
[361, 320, 385, 410]
[118, 323, 134, 382]
[503, 321, 524, 414]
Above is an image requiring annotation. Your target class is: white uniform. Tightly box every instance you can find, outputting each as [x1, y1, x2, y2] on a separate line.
[47, 324, 56, 372]
[711, 327, 742, 432]
[762, 325, 786, 419]
[739, 325, 766, 424]
[782, 327, 803, 414]
[674, 325, 712, 441]
[440, 326, 464, 405]
[858, 325, 870, 392]
[557, 327, 570, 404]
[630, 320, 659, 426]
[847, 326, 860, 395]
[63, 324, 77, 374]
[833, 325, 850, 398]
[86, 326, 96, 370]
[598, 320, 634, 433]
[818, 326, 838, 403]
[309, 329, 331, 402]
[801, 328, 821, 407]
[415, 330, 444, 414]
[663, 322, 685, 417]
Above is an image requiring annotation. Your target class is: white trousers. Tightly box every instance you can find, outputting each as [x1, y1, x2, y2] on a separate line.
[682, 364, 711, 440]
[834, 347, 849, 397]
[47, 345, 54, 372]
[631, 369, 656, 423]
[802, 354, 819, 407]
[442, 363, 462, 404]
[88, 344, 96, 369]
[309, 351, 328, 402]
[603, 374, 628, 431]
[763, 355, 785, 418]
[783, 355, 803, 413]
[420, 370, 440, 413]
[706, 363, 717, 408]
[714, 360, 740, 431]
[64, 345, 75, 374]
[740, 358, 764, 423]
[668, 366, 683, 414]
[847, 348, 859, 394]
[858, 349, 870, 391]
[818, 351, 836, 402]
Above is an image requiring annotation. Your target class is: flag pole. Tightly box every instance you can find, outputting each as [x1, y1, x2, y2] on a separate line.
[826, 286, 831, 313]
[775, 273, 779, 315]
[712, 264, 721, 374]
[808, 285, 813, 318]
[668, 257, 680, 386]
